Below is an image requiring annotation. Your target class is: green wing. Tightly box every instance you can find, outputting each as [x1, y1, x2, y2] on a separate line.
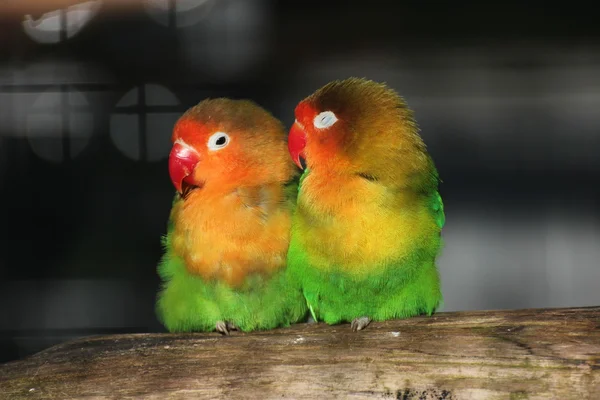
[298, 168, 310, 191]
[431, 191, 445, 229]
[427, 160, 445, 230]
[282, 167, 307, 208]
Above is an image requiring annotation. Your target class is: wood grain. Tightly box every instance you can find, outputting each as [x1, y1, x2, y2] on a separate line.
[1, 307, 598, 399]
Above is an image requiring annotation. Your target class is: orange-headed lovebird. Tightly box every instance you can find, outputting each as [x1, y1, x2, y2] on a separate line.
[286, 78, 445, 331]
[156, 98, 307, 334]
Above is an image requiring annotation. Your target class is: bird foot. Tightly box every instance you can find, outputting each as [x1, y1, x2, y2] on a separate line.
[215, 321, 238, 335]
[307, 315, 317, 324]
[351, 316, 371, 332]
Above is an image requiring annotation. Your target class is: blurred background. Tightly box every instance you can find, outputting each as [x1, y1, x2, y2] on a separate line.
[0, 0, 599, 363]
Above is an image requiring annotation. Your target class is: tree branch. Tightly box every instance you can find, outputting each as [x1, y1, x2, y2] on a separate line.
[1, 307, 599, 399]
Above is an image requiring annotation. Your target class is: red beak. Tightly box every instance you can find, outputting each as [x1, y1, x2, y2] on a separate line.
[168, 142, 200, 194]
[288, 121, 307, 170]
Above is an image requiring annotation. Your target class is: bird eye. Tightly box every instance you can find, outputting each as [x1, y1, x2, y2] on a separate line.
[313, 111, 338, 129]
[207, 132, 230, 151]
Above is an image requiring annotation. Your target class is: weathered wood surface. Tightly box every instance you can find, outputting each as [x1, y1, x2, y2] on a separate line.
[1, 307, 598, 399]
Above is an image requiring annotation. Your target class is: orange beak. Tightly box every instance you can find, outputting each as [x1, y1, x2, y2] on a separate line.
[288, 121, 307, 170]
[168, 142, 200, 194]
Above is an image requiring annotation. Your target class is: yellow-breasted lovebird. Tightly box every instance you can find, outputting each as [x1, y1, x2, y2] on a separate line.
[156, 98, 307, 334]
[286, 78, 445, 331]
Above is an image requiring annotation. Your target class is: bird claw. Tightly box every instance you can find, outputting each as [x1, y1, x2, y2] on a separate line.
[226, 322, 238, 332]
[215, 321, 229, 335]
[215, 321, 238, 335]
[351, 316, 371, 332]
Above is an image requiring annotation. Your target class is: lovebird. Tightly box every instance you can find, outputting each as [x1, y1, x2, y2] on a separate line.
[156, 98, 307, 334]
[286, 77, 445, 331]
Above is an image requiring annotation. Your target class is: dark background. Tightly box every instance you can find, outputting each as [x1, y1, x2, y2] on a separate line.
[1, 0, 599, 363]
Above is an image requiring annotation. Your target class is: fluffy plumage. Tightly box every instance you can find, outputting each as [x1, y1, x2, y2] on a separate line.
[156, 98, 307, 333]
[287, 78, 445, 330]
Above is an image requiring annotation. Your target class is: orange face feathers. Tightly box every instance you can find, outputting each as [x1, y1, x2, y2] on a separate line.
[290, 77, 433, 187]
[170, 98, 296, 196]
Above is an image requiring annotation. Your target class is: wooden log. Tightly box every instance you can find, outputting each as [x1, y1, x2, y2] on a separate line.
[1, 307, 598, 399]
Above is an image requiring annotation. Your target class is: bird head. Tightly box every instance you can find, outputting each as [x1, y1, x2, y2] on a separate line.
[169, 98, 295, 197]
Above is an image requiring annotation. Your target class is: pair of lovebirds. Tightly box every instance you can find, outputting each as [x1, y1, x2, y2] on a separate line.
[156, 77, 445, 335]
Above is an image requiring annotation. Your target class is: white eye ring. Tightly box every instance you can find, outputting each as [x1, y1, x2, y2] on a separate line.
[313, 111, 338, 129]
[207, 131, 230, 151]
